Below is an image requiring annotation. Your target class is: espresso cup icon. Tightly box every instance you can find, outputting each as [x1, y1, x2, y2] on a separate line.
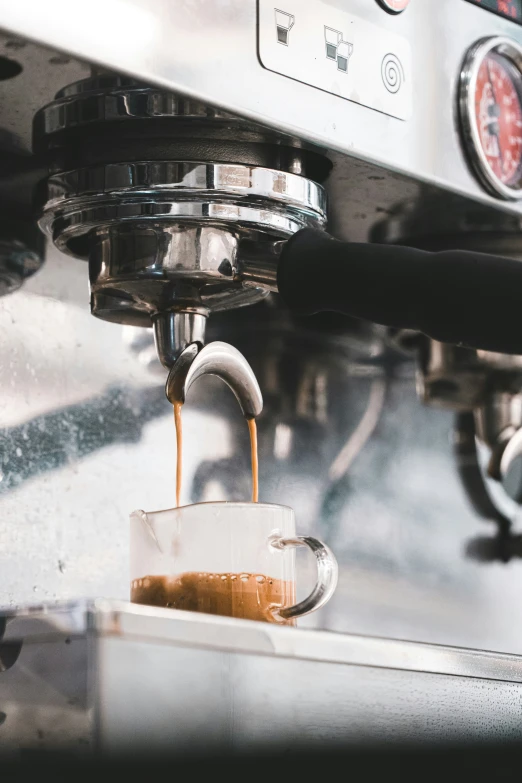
[275, 9, 295, 46]
[324, 27, 354, 73]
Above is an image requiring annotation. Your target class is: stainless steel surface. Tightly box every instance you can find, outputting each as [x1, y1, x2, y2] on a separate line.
[85, 598, 522, 680]
[0, 238, 42, 296]
[166, 341, 263, 419]
[259, 0, 412, 120]
[475, 393, 522, 451]
[459, 36, 522, 199]
[237, 238, 282, 292]
[40, 162, 327, 249]
[2, 0, 522, 216]
[88, 225, 267, 328]
[36, 75, 327, 363]
[409, 337, 522, 515]
[34, 74, 234, 135]
[4, 600, 522, 753]
[0, 636, 90, 752]
[0, 30, 89, 155]
[418, 340, 488, 410]
[275, 535, 338, 619]
[474, 393, 522, 485]
[5, 599, 522, 682]
[417, 339, 522, 411]
[500, 426, 522, 481]
[0, 2, 516, 252]
[153, 311, 207, 368]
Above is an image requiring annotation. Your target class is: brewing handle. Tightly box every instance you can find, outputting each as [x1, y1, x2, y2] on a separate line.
[277, 228, 522, 355]
[272, 535, 338, 619]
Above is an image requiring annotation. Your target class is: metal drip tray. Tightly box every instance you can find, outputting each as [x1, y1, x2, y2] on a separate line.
[1, 600, 522, 754]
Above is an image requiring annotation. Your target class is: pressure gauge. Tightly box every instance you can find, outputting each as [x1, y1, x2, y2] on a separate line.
[460, 37, 522, 199]
[376, 0, 410, 13]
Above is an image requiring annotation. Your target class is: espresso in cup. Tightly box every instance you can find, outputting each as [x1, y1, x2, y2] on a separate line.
[131, 571, 295, 625]
[131, 503, 337, 626]
[132, 345, 337, 625]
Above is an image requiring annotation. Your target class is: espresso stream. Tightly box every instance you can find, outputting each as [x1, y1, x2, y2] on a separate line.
[247, 417, 259, 503]
[173, 401, 259, 506]
[173, 401, 183, 508]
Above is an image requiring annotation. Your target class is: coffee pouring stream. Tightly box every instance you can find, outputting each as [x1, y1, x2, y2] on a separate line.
[165, 341, 263, 506]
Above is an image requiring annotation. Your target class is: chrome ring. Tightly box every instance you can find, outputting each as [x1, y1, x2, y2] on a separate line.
[459, 36, 522, 201]
[41, 199, 317, 255]
[39, 162, 327, 254]
[43, 162, 327, 217]
[34, 77, 234, 137]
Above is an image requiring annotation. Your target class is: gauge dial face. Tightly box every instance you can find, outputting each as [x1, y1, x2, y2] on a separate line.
[475, 52, 522, 188]
[460, 38, 522, 198]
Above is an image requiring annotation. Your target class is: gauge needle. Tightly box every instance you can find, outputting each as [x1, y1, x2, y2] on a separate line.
[486, 60, 505, 172]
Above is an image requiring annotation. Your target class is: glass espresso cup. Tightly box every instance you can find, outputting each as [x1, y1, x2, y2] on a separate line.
[130, 502, 338, 625]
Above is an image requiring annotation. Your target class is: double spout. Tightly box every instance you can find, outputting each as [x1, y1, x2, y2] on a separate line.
[165, 341, 263, 420]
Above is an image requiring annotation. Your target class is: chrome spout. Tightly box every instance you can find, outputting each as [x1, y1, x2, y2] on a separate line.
[165, 341, 263, 419]
[153, 311, 208, 369]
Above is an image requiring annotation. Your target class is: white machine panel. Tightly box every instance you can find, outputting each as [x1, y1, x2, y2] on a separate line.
[258, 0, 412, 120]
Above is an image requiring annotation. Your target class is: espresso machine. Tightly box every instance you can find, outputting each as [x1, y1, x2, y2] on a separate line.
[5, 0, 522, 758]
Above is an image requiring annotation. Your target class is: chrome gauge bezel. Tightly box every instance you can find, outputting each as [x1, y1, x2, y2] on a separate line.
[376, 0, 410, 14]
[459, 36, 522, 200]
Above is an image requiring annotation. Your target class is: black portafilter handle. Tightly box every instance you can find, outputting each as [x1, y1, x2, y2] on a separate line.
[276, 228, 522, 355]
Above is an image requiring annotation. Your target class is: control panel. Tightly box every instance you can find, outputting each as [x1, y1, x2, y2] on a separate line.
[259, 0, 412, 120]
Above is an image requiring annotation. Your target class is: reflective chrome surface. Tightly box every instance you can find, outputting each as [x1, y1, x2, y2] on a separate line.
[6, 598, 522, 681]
[42, 163, 327, 224]
[34, 74, 235, 136]
[153, 311, 207, 368]
[475, 393, 522, 451]
[166, 341, 263, 419]
[88, 224, 253, 324]
[3, 600, 522, 753]
[39, 156, 325, 365]
[4, 0, 522, 215]
[418, 339, 522, 411]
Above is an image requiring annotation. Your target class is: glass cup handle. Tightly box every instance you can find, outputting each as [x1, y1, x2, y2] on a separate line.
[271, 536, 338, 620]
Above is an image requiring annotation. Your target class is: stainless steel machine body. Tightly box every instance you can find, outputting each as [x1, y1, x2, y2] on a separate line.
[0, 0, 519, 224]
[3, 600, 522, 754]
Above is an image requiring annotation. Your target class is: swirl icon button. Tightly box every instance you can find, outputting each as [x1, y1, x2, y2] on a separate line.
[382, 53, 404, 94]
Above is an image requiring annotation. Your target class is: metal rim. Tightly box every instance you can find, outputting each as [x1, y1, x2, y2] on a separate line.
[34, 78, 235, 137]
[42, 200, 316, 255]
[459, 36, 522, 200]
[43, 162, 327, 216]
[39, 162, 327, 253]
